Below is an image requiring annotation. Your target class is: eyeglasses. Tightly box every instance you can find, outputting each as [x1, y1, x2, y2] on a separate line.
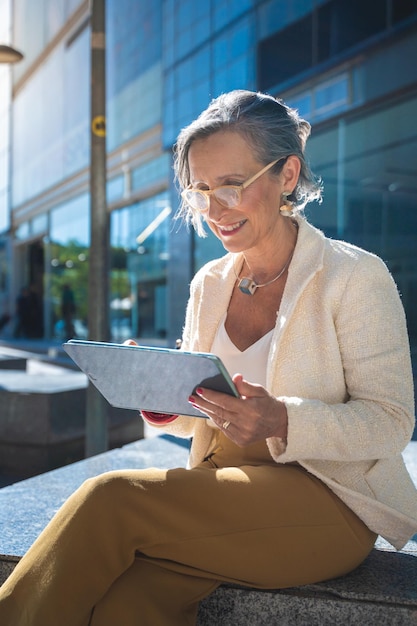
[181, 159, 280, 213]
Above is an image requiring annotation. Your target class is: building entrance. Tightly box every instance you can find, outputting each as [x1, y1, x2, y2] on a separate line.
[13, 239, 44, 339]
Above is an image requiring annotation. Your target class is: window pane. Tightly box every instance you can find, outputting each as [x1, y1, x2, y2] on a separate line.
[110, 192, 171, 341]
[308, 96, 417, 347]
[49, 193, 90, 340]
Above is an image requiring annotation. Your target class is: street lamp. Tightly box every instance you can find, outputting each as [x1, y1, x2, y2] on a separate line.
[0, 44, 24, 64]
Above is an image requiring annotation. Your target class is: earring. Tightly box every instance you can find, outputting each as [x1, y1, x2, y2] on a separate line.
[279, 192, 293, 217]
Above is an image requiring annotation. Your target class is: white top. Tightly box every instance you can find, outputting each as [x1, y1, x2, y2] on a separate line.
[211, 313, 273, 387]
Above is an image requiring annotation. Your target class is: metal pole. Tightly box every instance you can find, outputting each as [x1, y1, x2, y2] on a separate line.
[86, 0, 109, 456]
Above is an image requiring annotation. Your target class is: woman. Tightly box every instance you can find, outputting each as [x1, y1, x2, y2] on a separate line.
[0, 90, 416, 625]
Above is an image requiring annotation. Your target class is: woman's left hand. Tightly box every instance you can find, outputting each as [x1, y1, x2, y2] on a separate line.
[189, 373, 288, 446]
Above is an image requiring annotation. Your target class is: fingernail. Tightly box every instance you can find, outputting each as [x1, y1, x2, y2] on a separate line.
[188, 395, 195, 403]
[196, 388, 203, 395]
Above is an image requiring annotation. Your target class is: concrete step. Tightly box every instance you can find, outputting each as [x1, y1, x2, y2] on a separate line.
[0, 358, 143, 478]
[0, 436, 416, 624]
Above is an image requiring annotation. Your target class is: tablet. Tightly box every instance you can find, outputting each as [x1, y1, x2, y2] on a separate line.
[63, 339, 239, 418]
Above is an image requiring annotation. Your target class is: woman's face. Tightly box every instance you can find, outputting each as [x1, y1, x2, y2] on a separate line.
[187, 130, 290, 254]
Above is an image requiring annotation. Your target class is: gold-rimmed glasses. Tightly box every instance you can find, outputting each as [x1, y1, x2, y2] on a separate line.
[181, 158, 280, 212]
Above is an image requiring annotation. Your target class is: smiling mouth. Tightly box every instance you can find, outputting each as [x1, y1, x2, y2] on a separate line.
[218, 220, 246, 235]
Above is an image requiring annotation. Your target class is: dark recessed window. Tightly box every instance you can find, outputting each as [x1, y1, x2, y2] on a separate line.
[258, 13, 312, 91]
[317, 0, 386, 62]
[392, 0, 417, 24]
[258, 0, 415, 91]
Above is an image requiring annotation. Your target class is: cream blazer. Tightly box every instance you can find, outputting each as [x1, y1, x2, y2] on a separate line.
[149, 217, 417, 549]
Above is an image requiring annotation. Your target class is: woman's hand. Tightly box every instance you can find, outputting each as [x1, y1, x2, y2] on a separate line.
[189, 373, 288, 446]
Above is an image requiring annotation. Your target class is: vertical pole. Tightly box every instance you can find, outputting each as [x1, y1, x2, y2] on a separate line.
[86, 0, 109, 457]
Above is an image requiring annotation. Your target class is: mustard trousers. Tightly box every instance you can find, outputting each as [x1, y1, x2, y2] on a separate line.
[0, 436, 376, 626]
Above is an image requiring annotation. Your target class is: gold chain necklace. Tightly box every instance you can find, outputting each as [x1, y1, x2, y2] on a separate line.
[233, 252, 293, 296]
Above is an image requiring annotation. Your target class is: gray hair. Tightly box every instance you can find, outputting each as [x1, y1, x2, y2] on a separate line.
[173, 89, 322, 236]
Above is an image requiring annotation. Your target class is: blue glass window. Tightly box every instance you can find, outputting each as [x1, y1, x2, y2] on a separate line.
[131, 154, 170, 192]
[48, 192, 90, 339]
[258, 0, 315, 39]
[163, 13, 256, 147]
[213, 0, 253, 31]
[307, 95, 417, 347]
[110, 192, 171, 339]
[50, 193, 89, 246]
[107, 175, 124, 204]
[106, 1, 162, 151]
[12, 29, 90, 207]
[163, 0, 210, 64]
[315, 74, 349, 118]
[212, 17, 255, 97]
[107, 0, 161, 93]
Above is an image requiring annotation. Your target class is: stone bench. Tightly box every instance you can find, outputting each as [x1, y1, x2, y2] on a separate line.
[0, 436, 416, 624]
[197, 548, 417, 624]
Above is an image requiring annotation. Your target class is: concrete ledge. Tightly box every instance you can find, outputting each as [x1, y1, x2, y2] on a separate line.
[0, 354, 26, 370]
[0, 359, 143, 478]
[0, 436, 416, 625]
[0, 435, 191, 578]
[197, 552, 417, 625]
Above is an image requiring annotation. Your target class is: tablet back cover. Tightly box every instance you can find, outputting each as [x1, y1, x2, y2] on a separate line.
[63, 340, 236, 418]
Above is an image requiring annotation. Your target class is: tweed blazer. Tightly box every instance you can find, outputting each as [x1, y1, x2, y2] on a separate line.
[151, 217, 417, 549]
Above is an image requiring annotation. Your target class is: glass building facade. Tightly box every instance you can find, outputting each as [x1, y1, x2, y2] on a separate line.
[0, 0, 416, 352]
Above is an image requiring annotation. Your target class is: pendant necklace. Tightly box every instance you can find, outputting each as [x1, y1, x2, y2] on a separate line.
[233, 252, 293, 296]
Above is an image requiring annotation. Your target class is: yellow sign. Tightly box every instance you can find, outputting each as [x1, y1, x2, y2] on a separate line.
[92, 115, 106, 137]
